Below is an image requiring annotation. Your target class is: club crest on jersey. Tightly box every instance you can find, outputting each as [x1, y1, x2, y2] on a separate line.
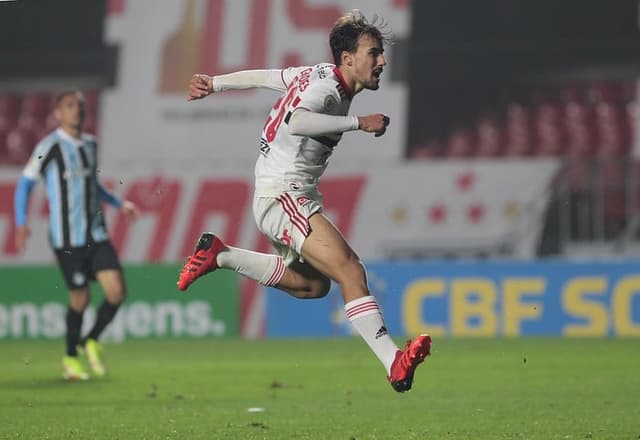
[324, 95, 337, 112]
[296, 196, 310, 206]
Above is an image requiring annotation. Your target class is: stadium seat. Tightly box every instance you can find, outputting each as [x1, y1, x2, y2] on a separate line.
[503, 102, 533, 157]
[593, 101, 626, 156]
[533, 102, 564, 157]
[0, 94, 20, 123]
[20, 93, 52, 119]
[475, 114, 503, 157]
[84, 90, 99, 115]
[5, 128, 36, 165]
[444, 128, 474, 158]
[410, 141, 442, 160]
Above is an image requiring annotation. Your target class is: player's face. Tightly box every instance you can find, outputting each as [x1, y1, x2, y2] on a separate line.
[55, 93, 86, 131]
[351, 34, 386, 91]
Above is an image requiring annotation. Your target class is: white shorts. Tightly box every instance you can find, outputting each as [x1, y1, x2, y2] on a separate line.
[253, 191, 323, 265]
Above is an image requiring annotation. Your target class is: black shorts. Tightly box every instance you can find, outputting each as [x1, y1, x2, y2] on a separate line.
[54, 241, 122, 290]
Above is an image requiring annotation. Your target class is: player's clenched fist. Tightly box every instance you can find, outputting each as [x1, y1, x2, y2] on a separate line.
[188, 74, 213, 101]
[357, 113, 390, 137]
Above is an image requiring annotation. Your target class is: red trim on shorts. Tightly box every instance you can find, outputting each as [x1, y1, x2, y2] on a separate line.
[277, 194, 310, 237]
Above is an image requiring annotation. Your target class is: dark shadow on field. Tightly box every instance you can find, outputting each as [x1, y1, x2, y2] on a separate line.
[0, 376, 112, 391]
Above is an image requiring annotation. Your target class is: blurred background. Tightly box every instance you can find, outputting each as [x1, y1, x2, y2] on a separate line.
[1, 0, 639, 340]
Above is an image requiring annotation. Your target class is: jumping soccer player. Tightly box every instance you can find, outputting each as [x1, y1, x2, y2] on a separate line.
[178, 10, 431, 392]
[14, 91, 139, 380]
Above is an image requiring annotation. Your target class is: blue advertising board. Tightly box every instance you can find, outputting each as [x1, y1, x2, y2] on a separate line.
[266, 260, 640, 337]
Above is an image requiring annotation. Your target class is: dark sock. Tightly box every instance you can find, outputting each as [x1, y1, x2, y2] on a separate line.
[86, 300, 120, 341]
[66, 308, 84, 357]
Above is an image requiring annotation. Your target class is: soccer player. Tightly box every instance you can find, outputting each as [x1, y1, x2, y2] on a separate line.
[14, 91, 139, 380]
[178, 11, 431, 392]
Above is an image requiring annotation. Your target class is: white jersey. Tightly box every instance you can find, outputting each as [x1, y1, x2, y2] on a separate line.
[254, 63, 354, 196]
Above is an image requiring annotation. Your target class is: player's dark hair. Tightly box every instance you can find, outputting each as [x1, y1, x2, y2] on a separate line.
[55, 90, 84, 107]
[329, 10, 391, 66]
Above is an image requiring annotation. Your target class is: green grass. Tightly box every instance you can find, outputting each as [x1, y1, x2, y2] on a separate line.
[0, 338, 639, 439]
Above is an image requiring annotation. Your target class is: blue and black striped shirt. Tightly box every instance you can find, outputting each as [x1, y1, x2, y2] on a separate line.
[15, 128, 121, 249]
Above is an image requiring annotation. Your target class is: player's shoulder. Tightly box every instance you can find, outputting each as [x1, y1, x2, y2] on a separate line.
[81, 132, 97, 146]
[33, 130, 59, 153]
[308, 63, 352, 101]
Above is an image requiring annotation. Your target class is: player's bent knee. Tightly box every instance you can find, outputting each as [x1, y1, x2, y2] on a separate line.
[293, 277, 330, 299]
[336, 257, 367, 283]
[106, 288, 127, 305]
[313, 277, 331, 298]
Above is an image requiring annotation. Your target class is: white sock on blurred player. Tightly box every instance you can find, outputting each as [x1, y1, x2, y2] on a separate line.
[217, 246, 285, 286]
[345, 296, 399, 374]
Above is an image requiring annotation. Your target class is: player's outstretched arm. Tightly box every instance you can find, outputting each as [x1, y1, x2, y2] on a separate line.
[187, 69, 288, 101]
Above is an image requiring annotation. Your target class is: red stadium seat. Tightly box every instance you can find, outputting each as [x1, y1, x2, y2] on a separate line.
[20, 93, 52, 118]
[83, 90, 99, 115]
[5, 128, 36, 165]
[411, 140, 443, 160]
[503, 103, 533, 157]
[16, 112, 40, 132]
[0, 94, 20, 123]
[475, 114, 503, 157]
[593, 101, 626, 156]
[564, 100, 594, 158]
[533, 102, 564, 157]
[444, 128, 474, 158]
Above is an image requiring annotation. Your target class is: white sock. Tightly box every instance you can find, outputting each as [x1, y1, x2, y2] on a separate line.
[217, 246, 285, 286]
[345, 296, 399, 374]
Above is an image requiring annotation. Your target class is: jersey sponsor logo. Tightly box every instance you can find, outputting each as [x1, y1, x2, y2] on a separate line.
[259, 138, 270, 156]
[63, 168, 91, 180]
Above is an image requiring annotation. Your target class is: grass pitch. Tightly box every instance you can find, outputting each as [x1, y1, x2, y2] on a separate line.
[0, 338, 638, 439]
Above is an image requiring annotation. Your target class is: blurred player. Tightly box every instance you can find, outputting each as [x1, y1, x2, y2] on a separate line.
[14, 91, 139, 380]
[178, 11, 431, 392]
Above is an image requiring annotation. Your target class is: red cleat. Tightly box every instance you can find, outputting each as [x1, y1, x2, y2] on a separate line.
[177, 233, 227, 291]
[387, 334, 432, 392]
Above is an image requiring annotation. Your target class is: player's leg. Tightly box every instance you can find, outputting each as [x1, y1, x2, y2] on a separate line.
[55, 248, 91, 380]
[178, 232, 331, 298]
[91, 269, 126, 339]
[63, 287, 91, 380]
[301, 213, 431, 392]
[81, 242, 126, 376]
[178, 194, 331, 298]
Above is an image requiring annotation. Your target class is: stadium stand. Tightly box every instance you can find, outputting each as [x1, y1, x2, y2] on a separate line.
[409, 79, 638, 243]
[0, 91, 99, 164]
